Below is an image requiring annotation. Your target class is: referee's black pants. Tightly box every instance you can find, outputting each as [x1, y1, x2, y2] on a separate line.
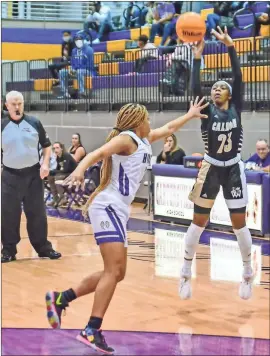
[1, 164, 52, 256]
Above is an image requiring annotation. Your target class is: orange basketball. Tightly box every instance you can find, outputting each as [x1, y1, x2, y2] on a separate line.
[176, 12, 206, 43]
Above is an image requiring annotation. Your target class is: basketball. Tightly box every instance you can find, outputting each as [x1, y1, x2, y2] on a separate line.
[176, 12, 206, 43]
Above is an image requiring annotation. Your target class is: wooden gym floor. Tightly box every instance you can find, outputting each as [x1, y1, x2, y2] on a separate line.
[2, 204, 270, 355]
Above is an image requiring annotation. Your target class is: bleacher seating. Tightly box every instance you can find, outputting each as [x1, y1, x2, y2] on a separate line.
[2, 2, 269, 111]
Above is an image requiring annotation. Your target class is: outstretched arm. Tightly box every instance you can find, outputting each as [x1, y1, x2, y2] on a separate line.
[212, 26, 243, 113]
[147, 97, 209, 144]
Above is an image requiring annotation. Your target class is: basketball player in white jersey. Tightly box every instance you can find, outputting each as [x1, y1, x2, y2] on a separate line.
[45, 99, 208, 354]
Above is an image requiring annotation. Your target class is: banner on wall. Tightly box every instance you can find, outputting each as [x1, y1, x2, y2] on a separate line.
[154, 176, 263, 231]
[155, 228, 196, 279]
[154, 176, 196, 220]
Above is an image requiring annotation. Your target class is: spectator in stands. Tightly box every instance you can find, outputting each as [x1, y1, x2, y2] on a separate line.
[68, 133, 87, 163]
[85, 1, 112, 44]
[206, 2, 241, 39]
[149, 2, 176, 46]
[145, 2, 158, 26]
[161, 40, 204, 95]
[245, 139, 270, 173]
[59, 34, 94, 99]
[125, 2, 149, 28]
[48, 31, 75, 86]
[133, 35, 158, 73]
[173, 1, 183, 14]
[47, 142, 77, 207]
[250, 2, 270, 36]
[157, 134, 186, 165]
[171, 41, 205, 69]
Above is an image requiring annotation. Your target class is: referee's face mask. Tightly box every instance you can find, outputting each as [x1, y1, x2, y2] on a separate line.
[6, 95, 24, 120]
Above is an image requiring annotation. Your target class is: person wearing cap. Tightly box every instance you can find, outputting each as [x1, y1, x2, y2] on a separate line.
[84, 1, 112, 44]
[59, 34, 94, 99]
[48, 31, 75, 85]
[179, 27, 256, 302]
[1, 91, 61, 263]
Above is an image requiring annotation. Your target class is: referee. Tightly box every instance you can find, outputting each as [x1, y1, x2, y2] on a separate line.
[1, 91, 61, 263]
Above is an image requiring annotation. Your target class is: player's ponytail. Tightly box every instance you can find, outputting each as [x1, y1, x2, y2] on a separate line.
[83, 103, 148, 217]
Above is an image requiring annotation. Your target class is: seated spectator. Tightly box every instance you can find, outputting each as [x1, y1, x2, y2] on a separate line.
[206, 2, 241, 39]
[161, 41, 204, 95]
[171, 41, 205, 69]
[47, 142, 77, 207]
[157, 134, 186, 164]
[48, 31, 75, 86]
[59, 34, 94, 99]
[125, 2, 149, 28]
[173, 1, 183, 14]
[145, 2, 158, 26]
[68, 133, 86, 163]
[85, 1, 112, 44]
[149, 2, 176, 46]
[254, 3, 270, 36]
[245, 139, 270, 173]
[134, 35, 159, 73]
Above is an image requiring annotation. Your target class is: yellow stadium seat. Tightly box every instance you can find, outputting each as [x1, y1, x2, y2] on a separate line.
[200, 8, 213, 21]
[94, 52, 105, 64]
[204, 53, 230, 69]
[261, 25, 270, 37]
[233, 37, 260, 52]
[107, 40, 127, 52]
[125, 49, 140, 61]
[98, 62, 119, 75]
[73, 76, 92, 90]
[130, 27, 150, 40]
[242, 66, 270, 82]
[154, 36, 162, 47]
[34, 79, 54, 91]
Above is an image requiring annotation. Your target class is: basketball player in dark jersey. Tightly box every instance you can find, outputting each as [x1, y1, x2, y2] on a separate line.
[180, 27, 254, 301]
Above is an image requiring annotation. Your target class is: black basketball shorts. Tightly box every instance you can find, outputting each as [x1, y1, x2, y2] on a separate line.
[189, 160, 248, 210]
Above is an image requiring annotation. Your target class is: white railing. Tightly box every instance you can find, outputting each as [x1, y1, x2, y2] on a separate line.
[1, 1, 134, 22]
[2, 1, 92, 21]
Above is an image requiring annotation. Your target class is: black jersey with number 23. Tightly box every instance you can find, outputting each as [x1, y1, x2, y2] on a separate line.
[201, 103, 243, 161]
[192, 46, 243, 163]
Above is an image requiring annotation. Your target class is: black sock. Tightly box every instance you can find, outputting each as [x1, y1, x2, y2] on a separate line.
[88, 316, 103, 330]
[62, 288, 77, 303]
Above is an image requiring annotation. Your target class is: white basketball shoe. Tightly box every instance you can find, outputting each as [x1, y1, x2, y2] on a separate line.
[179, 268, 192, 300]
[239, 268, 254, 300]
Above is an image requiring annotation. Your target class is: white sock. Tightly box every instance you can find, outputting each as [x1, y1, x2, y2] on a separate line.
[183, 223, 205, 271]
[234, 226, 252, 275]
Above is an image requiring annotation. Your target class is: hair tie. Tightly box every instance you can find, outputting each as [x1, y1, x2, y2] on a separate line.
[113, 127, 122, 132]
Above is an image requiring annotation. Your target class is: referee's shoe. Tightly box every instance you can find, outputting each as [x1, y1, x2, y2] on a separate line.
[2, 249, 61, 263]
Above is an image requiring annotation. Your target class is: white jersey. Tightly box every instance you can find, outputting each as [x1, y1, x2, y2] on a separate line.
[93, 131, 152, 208]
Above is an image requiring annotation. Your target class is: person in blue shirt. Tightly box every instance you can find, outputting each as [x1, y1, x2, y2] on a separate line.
[245, 139, 270, 173]
[59, 34, 94, 99]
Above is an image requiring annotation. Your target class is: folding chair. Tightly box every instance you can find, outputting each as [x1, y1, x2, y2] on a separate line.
[56, 163, 101, 210]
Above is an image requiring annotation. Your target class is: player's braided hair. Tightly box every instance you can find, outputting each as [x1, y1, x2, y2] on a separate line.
[83, 103, 148, 217]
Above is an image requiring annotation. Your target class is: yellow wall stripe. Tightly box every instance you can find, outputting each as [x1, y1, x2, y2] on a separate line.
[2, 43, 62, 61]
